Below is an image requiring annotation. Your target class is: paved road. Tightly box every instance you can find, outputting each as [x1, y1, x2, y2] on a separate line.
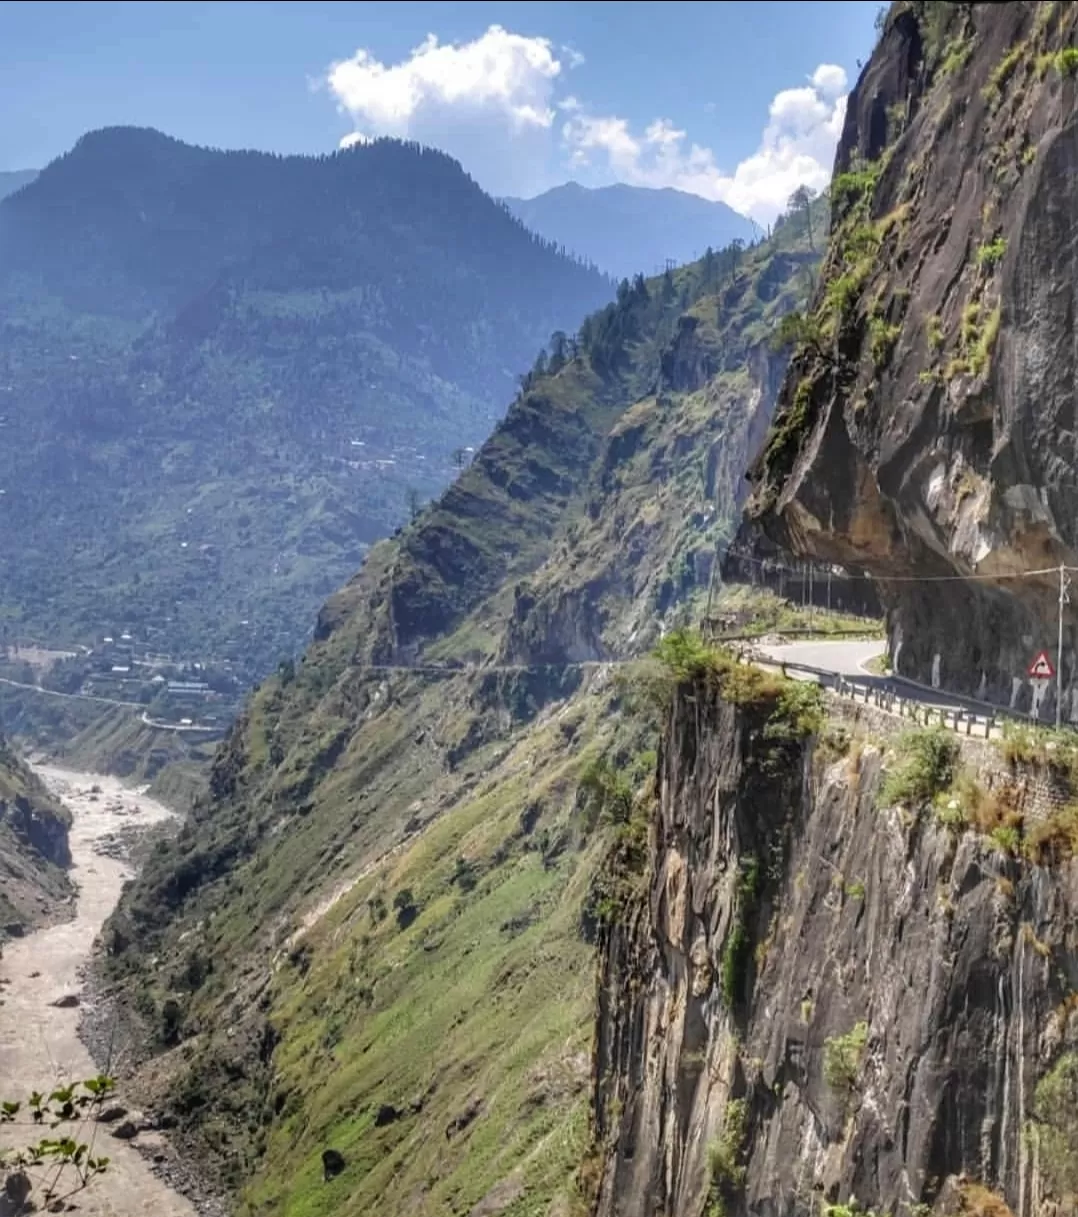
[756, 638, 885, 678]
[754, 638, 1007, 718]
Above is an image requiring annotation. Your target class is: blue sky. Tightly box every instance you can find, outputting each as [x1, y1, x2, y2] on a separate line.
[2, 0, 881, 220]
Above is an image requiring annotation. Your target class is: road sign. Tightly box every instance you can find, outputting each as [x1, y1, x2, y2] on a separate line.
[1028, 650, 1056, 680]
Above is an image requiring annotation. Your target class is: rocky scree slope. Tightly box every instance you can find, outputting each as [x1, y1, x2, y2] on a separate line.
[591, 667, 1078, 1217]
[744, 0, 1078, 718]
[0, 733, 72, 935]
[93, 208, 822, 1217]
[0, 127, 612, 677]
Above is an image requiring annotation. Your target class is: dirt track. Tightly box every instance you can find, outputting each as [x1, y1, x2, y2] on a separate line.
[0, 766, 196, 1216]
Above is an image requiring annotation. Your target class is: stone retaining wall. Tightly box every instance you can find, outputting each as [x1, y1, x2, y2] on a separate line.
[826, 694, 1072, 826]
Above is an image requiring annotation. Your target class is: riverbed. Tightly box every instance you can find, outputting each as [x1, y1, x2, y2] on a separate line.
[0, 766, 197, 1216]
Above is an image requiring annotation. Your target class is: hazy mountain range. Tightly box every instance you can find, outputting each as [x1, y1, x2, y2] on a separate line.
[0, 169, 37, 201]
[503, 180, 758, 279]
[0, 127, 612, 676]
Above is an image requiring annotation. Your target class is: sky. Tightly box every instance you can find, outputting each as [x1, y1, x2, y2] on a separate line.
[1, 0, 882, 223]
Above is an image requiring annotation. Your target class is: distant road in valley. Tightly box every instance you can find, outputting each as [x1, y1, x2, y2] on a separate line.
[0, 674, 142, 708]
[4, 638, 1028, 734]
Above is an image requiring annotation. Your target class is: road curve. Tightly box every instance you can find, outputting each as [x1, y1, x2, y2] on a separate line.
[755, 637, 886, 678]
[754, 637, 1011, 718]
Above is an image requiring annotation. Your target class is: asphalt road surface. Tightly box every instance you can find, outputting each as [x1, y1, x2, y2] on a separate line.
[754, 638, 1006, 717]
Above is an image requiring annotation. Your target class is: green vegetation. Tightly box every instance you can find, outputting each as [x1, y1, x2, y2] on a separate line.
[94, 207, 826, 1215]
[0, 128, 614, 680]
[914, 0, 965, 66]
[755, 171, 877, 492]
[880, 728, 959, 807]
[983, 43, 1026, 105]
[869, 313, 902, 367]
[651, 630, 826, 743]
[976, 237, 1008, 269]
[944, 298, 1000, 379]
[1000, 721, 1078, 780]
[709, 585, 883, 641]
[939, 35, 974, 77]
[823, 1021, 869, 1104]
[706, 1097, 749, 1217]
[824, 1203, 888, 1217]
[1038, 46, 1078, 77]
[763, 378, 815, 484]
[831, 163, 883, 217]
[722, 856, 761, 1007]
[1028, 1052, 1078, 1201]
[0, 1076, 115, 1212]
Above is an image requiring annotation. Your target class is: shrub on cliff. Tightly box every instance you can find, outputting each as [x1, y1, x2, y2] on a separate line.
[880, 727, 958, 807]
[1028, 1051, 1078, 1200]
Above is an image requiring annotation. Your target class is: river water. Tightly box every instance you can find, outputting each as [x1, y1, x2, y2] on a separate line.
[0, 766, 197, 1216]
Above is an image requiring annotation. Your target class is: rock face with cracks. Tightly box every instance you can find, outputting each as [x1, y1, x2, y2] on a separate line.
[590, 677, 1078, 1217]
[744, 1, 1078, 720]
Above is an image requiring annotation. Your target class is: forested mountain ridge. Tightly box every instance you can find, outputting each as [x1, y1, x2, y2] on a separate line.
[0, 168, 36, 201]
[0, 127, 613, 677]
[504, 180, 758, 279]
[97, 198, 825, 1216]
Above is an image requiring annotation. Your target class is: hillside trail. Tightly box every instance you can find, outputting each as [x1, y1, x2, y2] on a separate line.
[0, 766, 197, 1216]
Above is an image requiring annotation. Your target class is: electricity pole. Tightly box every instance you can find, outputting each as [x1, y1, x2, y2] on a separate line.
[1058, 563, 1070, 729]
[808, 562, 814, 632]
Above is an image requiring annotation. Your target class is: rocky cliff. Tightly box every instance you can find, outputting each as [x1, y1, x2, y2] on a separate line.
[93, 210, 824, 1215]
[591, 674, 1078, 1217]
[0, 734, 72, 935]
[745, 0, 1078, 719]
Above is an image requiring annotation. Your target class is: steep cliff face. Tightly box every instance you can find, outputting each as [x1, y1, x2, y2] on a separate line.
[592, 682, 1078, 1217]
[0, 735, 72, 934]
[745, 1, 1078, 717]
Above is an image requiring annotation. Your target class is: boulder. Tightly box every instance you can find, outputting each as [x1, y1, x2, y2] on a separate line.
[322, 1148, 346, 1181]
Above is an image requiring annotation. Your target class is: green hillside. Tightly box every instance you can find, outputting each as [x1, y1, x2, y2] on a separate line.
[0, 128, 612, 679]
[99, 195, 826, 1216]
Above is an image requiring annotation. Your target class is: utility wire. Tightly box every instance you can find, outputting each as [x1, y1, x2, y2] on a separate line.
[720, 545, 1078, 585]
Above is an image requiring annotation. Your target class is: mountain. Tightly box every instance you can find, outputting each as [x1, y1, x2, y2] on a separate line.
[0, 735, 72, 935]
[503, 181, 758, 280]
[0, 169, 36, 201]
[593, 10, 1078, 1217]
[744, 0, 1078, 720]
[0, 128, 613, 679]
[95, 202, 825, 1213]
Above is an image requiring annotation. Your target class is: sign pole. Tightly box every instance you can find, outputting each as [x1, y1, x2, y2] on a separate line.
[1058, 563, 1070, 730]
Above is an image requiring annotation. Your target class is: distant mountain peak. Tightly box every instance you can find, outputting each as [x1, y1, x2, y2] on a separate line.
[503, 181, 756, 279]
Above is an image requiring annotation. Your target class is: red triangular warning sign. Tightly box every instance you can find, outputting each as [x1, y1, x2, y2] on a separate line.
[1028, 650, 1056, 679]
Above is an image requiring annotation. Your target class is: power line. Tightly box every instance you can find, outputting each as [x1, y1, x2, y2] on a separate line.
[720, 545, 1078, 585]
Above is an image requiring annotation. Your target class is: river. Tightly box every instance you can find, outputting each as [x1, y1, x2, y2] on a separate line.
[0, 766, 198, 1216]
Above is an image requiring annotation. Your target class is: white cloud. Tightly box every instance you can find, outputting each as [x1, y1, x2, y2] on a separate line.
[323, 30, 849, 221]
[810, 63, 848, 98]
[561, 64, 849, 223]
[327, 25, 563, 195]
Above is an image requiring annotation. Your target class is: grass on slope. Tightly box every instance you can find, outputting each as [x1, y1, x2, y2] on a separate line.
[241, 710, 608, 1216]
[101, 206, 826, 1217]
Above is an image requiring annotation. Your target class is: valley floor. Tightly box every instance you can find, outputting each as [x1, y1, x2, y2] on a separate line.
[0, 767, 197, 1216]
